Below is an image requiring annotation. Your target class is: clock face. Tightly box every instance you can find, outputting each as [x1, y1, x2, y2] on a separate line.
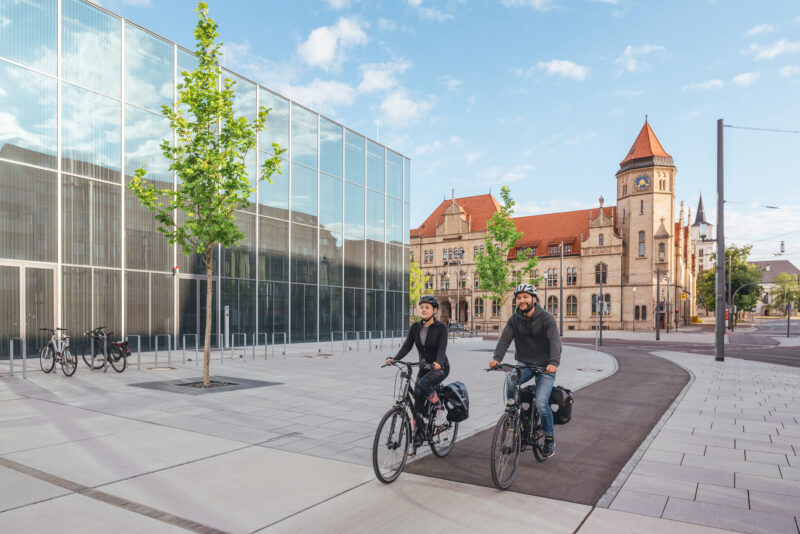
[635, 174, 650, 191]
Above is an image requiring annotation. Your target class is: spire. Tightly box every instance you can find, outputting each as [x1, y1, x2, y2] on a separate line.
[619, 120, 673, 168]
[693, 194, 708, 226]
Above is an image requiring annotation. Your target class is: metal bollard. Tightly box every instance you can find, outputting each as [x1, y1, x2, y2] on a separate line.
[10, 338, 26, 378]
[154, 334, 172, 367]
[126, 335, 142, 370]
[232, 333, 246, 360]
[182, 334, 199, 365]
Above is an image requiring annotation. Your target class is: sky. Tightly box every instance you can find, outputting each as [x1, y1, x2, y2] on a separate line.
[100, 0, 800, 265]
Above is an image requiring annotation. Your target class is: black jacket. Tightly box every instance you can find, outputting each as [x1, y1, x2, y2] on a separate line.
[394, 318, 450, 372]
[493, 302, 562, 368]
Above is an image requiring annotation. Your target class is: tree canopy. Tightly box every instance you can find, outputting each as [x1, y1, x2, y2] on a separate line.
[696, 244, 763, 314]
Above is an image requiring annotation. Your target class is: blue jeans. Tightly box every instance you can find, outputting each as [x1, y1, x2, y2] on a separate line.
[506, 368, 556, 437]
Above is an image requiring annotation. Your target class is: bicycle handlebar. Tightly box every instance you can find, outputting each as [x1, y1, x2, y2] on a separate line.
[485, 363, 549, 374]
[382, 360, 435, 371]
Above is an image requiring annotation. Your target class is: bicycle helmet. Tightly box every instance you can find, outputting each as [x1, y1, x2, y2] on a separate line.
[514, 283, 537, 299]
[418, 295, 439, 309]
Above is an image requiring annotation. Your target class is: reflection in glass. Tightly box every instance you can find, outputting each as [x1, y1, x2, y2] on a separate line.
[0, 266, 20, 358]
[319, 231, 343, 287]
[178, 278, 218, 348]
[291, 284, 317, 342]
[291, 104, 317, 168]
[259, 88, 289, 154]
[93, 268, 121, 335]
[125, 270, 149, 349]
[403, 246, 410, 292]
[386, 197, 402, 245]
[126, 189, 171, 272]
[345, 130, 364, 185]
[366, 239, 385, 290]
[320, 118, 342, 177]
[404, 157, 411, 203]
[386, 150, 403, 199]
[291, 163, 317, 224]
[62, 83, 121, 182]
[258, 158, 289, 220]
[344, 287, 364, 333]
[223, 69, 257, 122]
[222, 278, 256, 339]
[344, 182, 364, 238]
[291, 223, 318, 285]
[125, 23, 173, 113]
[62, 175, 121, 268]
[319, 174, 342, 234]
[366, 289, 385, 335]
[0, 0, 56, 74]
[387, 244, 403, 291]
[319, 286, 343, 341]
[403, 202, 410, 245]
[177, 48, 199, 81]
[366, 190, 384, 241]
[258, 281, 288, 336]
[0, 161, 56, 262]
[367, 140, 384, 193]
[26, 267, 54, 355]
[258, 216, 289, 282]
[125, 105, 172, 184]
[223, 212, 256, 279]
[0, 60, 57, 168]
[150, 272, 173, 338]
[62, 266, 91, 349]
[62, 0, 120, 97]
[344, 237, 364, 289]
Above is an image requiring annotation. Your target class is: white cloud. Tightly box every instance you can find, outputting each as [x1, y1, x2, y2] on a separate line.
[535, 59, 589, 80]
[478, 163, 534, 184]
[779, 65, 799, 77]
[379, 90, 435, 127]
[406, 0, 456, 21]
[358, 60, 411, 93]
[588, 0, 618, 4]
[326, 0, 355, 9]
[681, 79, 724, 91]
[0, 15, 10, 28]
[439, 75, 463, 91]
[750, 40, 800, 60]
[414, 140, 443, 156]
[465, 152, 484, 164]
[615, 44, 665, 73]
[732, 72, 760, 87]
[565, 132, 598, 145]
[297, 17, 368, 71]
[502, 0, 556, 10]
[377, 18, 397, 32]
[449, 135, 463, 145]
[746, 23, 775, 36]
[615, 88, 643, 98]
[725, 204, 800, 263]
[516, 199, 599, 216]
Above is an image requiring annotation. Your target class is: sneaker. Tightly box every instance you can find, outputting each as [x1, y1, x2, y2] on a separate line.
[434, 407, 448, 426]
[542, 437, 555, 458]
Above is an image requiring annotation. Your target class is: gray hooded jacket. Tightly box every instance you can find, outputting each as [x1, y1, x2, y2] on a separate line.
[493, 302, 562, 367]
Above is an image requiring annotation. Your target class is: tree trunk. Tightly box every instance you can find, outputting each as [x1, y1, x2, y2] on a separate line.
[203, 254, 213, 387]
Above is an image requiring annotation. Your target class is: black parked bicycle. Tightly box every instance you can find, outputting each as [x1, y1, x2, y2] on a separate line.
[82, 327, 129, 373]
[372, 361, 459, 483]
[39, 328, 77, 376]
[487, 363, 549, 490]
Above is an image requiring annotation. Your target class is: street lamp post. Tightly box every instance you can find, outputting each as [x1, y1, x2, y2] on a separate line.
[559, 241, 564, 336]
[666, 272, 671, 334]
[656, 268, 661, 341]
[632, 287, 637, 332]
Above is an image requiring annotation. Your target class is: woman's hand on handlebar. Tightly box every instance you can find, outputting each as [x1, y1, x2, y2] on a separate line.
[433, 362, 441, 371]
[384, 358, 394, 366]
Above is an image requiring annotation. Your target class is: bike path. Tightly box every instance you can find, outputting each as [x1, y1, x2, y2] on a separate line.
[406, 346, 690, 505]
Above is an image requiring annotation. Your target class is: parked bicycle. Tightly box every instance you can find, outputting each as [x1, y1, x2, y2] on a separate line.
[372, 361, 459, 483]
[487, 363, 550, 490]
[39, 328, 77, 376]
[82, 327, 129, 373]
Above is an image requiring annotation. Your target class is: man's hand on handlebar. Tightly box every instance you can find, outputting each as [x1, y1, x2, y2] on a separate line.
[546, 364, 558, 373]
[488, 360, 499, 369]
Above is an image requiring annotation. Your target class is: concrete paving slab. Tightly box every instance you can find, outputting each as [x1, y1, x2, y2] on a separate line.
[635, 460, 734, 487]
[749, 489, 800, 516]
[695, 483, 749, 509]
[681, 454, 782, 478]
[643, 449, 684, 465]
[705, 446, 745, 461]
[662, 497, 798, 534]
[609, 489, 668, 517]
[735, 472, 800, 497]
[262, 472, 591, 534]
[578, 507, 736, 533]
[0, 465, 70, 512]
[620, 473, 698, 500]
[779, 465, 800, 481]
[745, 449, 789, 465]
[650, 438, 707, 456]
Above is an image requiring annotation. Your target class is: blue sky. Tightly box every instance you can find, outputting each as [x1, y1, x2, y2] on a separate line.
[101, 0, 800, 264]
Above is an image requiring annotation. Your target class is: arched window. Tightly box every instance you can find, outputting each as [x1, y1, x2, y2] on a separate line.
[423, 250, 428, 263]
[635, 305, 640, 320]
[641, 305, 647, 320]
[599, 233, 604, 246]
[473, 272, 479, 289]
[442, 248, 447, 261]
[595, 263, 607, 284]
[659, 242, 665, 262]
[547, 296, 558, 315]
[480, 245, 485, 255]
[474, 245, 479, 258]
[604, 294, 611, 315]
[567, 296, 577, 316]
[492, 299, 500, 317]
[475, 298, 484, 317]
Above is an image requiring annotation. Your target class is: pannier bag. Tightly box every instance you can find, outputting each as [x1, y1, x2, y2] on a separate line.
[549, 385, 574, 425]
[442, 381, 469, 422]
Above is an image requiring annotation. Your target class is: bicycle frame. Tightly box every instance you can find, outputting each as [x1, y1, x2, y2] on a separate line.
[493, 364, 547, 448]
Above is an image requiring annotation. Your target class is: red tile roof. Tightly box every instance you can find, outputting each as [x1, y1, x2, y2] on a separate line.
[620, 121, 671, 165]
[509, 207, 615, 257]
[410, 194, 501, 238]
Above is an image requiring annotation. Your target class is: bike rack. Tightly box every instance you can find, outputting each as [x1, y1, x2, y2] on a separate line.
[182, 333, 199, 365]
[154, 334, 172, 367]
[126, 335, 142, 370]
[9, 338, 26, 379]
[231, 333, 246, 360]
[272, 332, 286, 359]
[90, 335, 108, 371]
[217, 333, 229, 363]
[253, 332, 269, 360]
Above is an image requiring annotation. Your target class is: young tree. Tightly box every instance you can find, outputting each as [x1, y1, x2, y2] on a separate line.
[475, 186, 539, 309]
[696, 245, 762, 320]
[128, 2, 283, 387]
[408, 256, 428, 318]
[770, 272, 800, 313]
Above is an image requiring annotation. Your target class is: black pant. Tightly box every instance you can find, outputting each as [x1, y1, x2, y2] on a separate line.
[414, 368, 448, 416]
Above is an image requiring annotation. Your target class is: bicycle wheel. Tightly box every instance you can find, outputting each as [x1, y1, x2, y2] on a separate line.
[372, 408, 411, 484]
[61, 348, 77, 377]
[490, 411, 521, 490]
[39, 344, 55, 373]
[82, 344, 105, 369]
[429, 420, 459, 457]
[109, 346, 127, 373]
[531, 409, 547, 462]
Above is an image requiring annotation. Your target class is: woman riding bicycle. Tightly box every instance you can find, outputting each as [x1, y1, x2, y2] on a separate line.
[386, 295, 450, 453]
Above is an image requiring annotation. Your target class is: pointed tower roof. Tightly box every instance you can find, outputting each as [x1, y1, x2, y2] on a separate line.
[618, 119, 674, 173]
[692, 194, 709, 226]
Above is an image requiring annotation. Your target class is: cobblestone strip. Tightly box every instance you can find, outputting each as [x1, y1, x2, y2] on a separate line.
[0, 457, 230, 534]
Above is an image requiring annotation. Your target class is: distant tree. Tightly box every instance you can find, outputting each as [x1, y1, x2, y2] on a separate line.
[408, 257, 429, 321]
[696, 245, 763, 321]
[770, 272, 800, 313]
[475, 186, 539, 307]
[127, 2, 283, 387]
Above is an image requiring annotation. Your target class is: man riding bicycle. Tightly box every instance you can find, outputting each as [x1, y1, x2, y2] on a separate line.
[386, 295, 450, 454]
[489, 283, 561, 458]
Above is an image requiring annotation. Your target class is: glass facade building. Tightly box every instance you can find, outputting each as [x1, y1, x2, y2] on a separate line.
[0, 0, 411, 357]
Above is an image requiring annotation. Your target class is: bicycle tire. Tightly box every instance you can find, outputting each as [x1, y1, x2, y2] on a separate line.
[490, 411, 521, 490]
[429, 420, 458, 457]
[531, 408, 547, 462]
[39, 344, 55, 373]
[109, 346, 127, 373]
[82, 344, 105, 369]
[61, 348, 77, 377]
[372, 407, 411, 484]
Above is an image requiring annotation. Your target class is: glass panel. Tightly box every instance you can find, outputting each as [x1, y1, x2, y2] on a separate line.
[62, 0, 120, 97]
[319, 231, 342, 287]
[149, 273, 172, 339]
[258, 88, 289, 155]
[319, 174, 342, 235]
[403, 246, 410, 293]
[178, 278, 218, 348]
[291, 223, 317, 285]
[403, 202, 410, 245]
[125, 23, 172, 113]
[386, 150, 402, 198]
[319, 285, 342, 341]
[345, 130, 364, 185]
[222, 212, 256, 279]
[223, 70, 257, 122]
[25, 267, 53, 355]
[258, 281, 288, 336]
[291, 163, 317, 224]
[93, 268, 121, 335]
[291, 104, 317, 168]
[366, 289, 385, 335]
[0, 161, 56, 262]
[344, 182, 364, 238]
[386, 291, 397, 333]
[0, 60, 57, 168]
[0, 266, 20, 358]
[258, 216, 289, 282]
[258, 158, 288, 220]
[387, 244, 403, 291]
[175, 213, 217, 276]
[344, 237, 364, 288]
[62, 175, 121, 268]
[366, 239, 384, 289]
[320, 118, 342, 177]
[222, 279, 255, 340]
[177, 48, 199, 81]
[344, 287, 364, 333]
[125, 105, 172, 184]
[386, 197, 402, 245]
[403, 157, 410, 203]
[291, 284, 317, 343]
[366, 190, 384, 242]
[125, 271, 149, 349]
[0, 0, 56, 74]
[62, 83, 121, 182]
[125, 188, 171, 272]
[367, 140, 384, 193]
[61, 266, 90, 348]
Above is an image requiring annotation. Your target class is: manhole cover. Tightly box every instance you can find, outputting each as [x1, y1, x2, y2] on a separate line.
[576, 368, 603, 372]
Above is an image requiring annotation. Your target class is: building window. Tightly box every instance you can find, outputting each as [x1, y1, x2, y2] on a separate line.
[442, 249, 447, 261]
[566, 267, 577, 286]
[638, 231, 645, 257]
[564, 244, 571, 254]
[491, 299, 500, 317]
[441, 276, 449, 290]
[599, 233, 604, 246]
[640, 200, 644, 214]
[549, 245, 559, 255]
[595, 263, 607, 284]
[547, 268, 558, 287]
[480, 245, 484, 255]
[641, 305, 647, 320]
[635, 305, 640, 320]
[475, 298, 484, 317]
[567, 296, 577, 316]
[659, 242, 665, 262]
[474, 245, 479, 258]
[699, 248, 703, 258]
[592, 294, 611, 315]
[547, 296, 558, 315]
[474, 274, 479, 289]
[410, 252, 414, 262]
